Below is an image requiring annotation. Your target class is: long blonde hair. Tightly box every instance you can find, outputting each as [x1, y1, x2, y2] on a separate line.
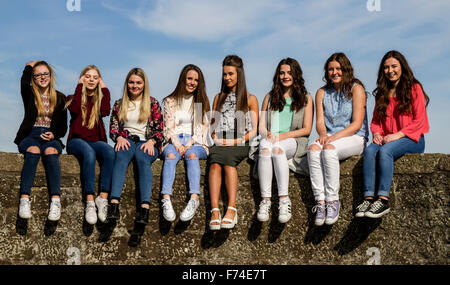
[79, 65, 103, 129]
[118, 68, 151, 123]
[31, 61, 57, 118]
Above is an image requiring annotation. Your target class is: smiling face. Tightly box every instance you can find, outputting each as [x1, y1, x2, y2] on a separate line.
[33, 65, 51, 89]
[83, 69, 100, 93]
[127, 74, 145, 99]
[279, 64, 293, 88]
[223, 65, 238, 91]
[185, 69, 199, 94]
[383, 57, 402, 85]
[327, 60, 342, 84]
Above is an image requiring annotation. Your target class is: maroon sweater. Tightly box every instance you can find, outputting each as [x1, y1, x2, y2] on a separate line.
[67, 83, 111, 142]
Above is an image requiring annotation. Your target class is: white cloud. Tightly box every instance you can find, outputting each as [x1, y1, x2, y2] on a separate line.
[103, 0, 283, 41]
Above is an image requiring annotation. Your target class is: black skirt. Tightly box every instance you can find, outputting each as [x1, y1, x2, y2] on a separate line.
[208, 145, 250, 167]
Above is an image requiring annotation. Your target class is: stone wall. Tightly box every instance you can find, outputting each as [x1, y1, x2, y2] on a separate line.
[0, 152, 448, 265]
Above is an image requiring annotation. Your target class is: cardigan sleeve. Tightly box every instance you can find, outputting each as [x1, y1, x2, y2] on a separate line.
[162, 97, 181, 146]
[399, 84, 430, 142]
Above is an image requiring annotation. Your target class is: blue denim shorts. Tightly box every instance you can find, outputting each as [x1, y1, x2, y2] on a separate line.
[18, 127, 62, 154]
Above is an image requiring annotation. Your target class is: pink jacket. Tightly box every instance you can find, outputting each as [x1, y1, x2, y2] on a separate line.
[370, 83, 429, 143]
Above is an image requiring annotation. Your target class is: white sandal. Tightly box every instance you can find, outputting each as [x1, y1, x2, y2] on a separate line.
[220, 206, 238, 229]
[209, 208, 221, 231]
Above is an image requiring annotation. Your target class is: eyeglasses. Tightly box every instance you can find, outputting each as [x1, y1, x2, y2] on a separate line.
[33, 72, 50, 79]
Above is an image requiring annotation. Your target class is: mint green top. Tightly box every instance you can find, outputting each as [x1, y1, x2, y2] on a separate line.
[270, 97, 294, 135]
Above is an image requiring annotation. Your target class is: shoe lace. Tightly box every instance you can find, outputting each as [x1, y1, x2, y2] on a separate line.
[259, 200, 270, 212]
[85, 203, 96, 212]
[311, 204, 325, 214]
[326, 202, 337, 211]
[49, 202, 60, 215]
[370, 200, 384, 212]
[162, 199, 173, 211]
[185, 199, 197, 212]
[356, 200, 371, 211]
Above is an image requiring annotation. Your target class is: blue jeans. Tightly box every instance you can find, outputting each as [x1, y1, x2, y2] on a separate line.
[363, 136, 425, 198]
[161, 134, 207, 196]
[110, 139, 159, 205]
[18, 127, 62, 197]
[67, 138, 115, 196]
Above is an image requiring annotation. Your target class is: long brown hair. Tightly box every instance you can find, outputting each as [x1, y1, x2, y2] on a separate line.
[31, 61, 58, 117]
[269, 57, 308, 112]
[165, 64, 210, 122]
[215, 55, 249, 113]
[322, 52, 364, 98]
[373, 50, 430, 119]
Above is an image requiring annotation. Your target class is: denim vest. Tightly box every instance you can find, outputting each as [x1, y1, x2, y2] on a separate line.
[323, 87, 369, 140]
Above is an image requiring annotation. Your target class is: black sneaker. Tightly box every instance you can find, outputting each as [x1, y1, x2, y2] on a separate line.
[365, 199, 390, 218]
[106, 203, 120, 221]
[135, 207, 149, 225]
[355, 199, 372, 218]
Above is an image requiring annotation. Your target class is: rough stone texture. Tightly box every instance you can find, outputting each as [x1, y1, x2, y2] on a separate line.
[0, 152, 448, 265]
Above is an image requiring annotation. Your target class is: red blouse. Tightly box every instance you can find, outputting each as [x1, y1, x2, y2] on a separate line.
[67, 83, 111, 142]
[370, 83, 429, 143]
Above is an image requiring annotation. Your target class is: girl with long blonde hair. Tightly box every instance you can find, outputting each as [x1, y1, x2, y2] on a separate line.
[15, 60, 67, 222]
[66, 65, 114, 225]
[108, 67, 164, 227]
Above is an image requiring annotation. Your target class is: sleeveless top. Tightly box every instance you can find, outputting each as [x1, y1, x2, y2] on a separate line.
[215, 92, 252, 139]
[322, 86, 369, 140]
[270, 97, 294, 135]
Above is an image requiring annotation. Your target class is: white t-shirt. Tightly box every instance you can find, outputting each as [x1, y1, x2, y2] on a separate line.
[123, 100, 147, 141]
[174, 95, 193, 135]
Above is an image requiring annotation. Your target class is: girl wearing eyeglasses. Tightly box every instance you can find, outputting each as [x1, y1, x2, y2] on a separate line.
[14, 61, 68, 222]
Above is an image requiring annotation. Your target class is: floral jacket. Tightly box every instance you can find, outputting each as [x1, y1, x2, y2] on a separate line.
[109, 97, 164, 152]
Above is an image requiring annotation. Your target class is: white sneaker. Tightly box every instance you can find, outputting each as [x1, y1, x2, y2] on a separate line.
[95, 196, 108, 223]
[48, 199, 61, 221]
[161, 198, 176, 222]
[85, 201, 97, 225]
[180, 198, 200, 222]
[19, 198, 32, 219]
[278, 198, 292, 223]
[257, 200, 271, 222]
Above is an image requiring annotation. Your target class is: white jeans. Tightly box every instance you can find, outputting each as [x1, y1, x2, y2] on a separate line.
[307, 135, 366, 202]
[258, 138, 297, 198]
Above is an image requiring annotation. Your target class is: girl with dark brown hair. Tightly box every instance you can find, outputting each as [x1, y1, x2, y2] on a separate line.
[208, 55, 259, 230]
[355, 50, 429, 218]
[160, 64, 210, 223]
[256, 58, 313, 223]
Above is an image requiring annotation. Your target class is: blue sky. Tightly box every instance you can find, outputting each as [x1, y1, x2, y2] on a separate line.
[0, 0, 449, 153]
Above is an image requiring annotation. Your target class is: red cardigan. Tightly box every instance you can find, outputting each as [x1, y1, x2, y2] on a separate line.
[370, 83, 429, 143]
[67, 83, 111, 142]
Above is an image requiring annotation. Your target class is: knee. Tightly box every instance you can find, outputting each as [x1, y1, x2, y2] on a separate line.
[166, 152, 177, 159]
[272, 147, 284, 155]
[323, 144, 335, 150]
[378, 147, 393, 160]
[186, 153, 197, 160]
[44, 147, 58, 155]
[259, 148, 271, 157]
[210, 163, 222, 172]
[308, 144, 321, 151]
[26, 146, 40, 154]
